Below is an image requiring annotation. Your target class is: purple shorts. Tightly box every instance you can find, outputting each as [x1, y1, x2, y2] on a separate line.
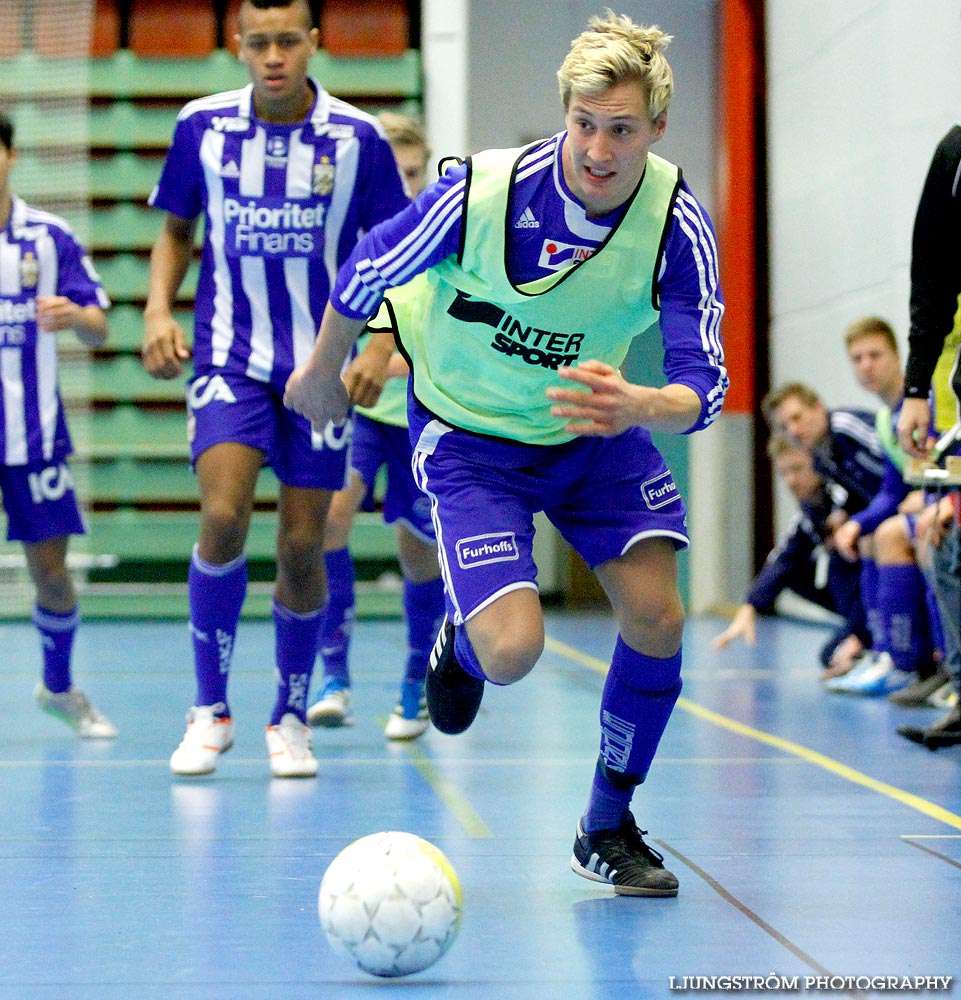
[0, 458, 85, 543]
[352, 413, 434, 542]
[408, 401, 689, 625]
[187, 369, 352, 490]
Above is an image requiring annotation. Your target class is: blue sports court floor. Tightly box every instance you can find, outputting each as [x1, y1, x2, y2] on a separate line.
[1, 611, 959, 999]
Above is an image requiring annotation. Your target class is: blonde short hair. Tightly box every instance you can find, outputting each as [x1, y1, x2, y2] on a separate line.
[376, 111, 430, 159]
[557, 9, 673, 121]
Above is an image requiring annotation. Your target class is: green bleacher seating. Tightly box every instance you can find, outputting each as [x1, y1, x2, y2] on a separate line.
[95, 255, 198, 303]
[70, 405, 188, 459]
[105, 304, 193, 353]
[59, 354, 187, 404]
[90, 203, 162, 251]
[90, 153, 163, 201]
[87, 48, 421, 101]
[90, 102, 180, 151]
[0, 42, 421, 618]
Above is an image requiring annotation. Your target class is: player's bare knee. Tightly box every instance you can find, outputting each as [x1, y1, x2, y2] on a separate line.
[34, 570, 74, 611]
[874, 517, 912, 562]
[199, 503, 250, 562]
[620, 603, 684, 657]
[477, 632, 544, 685]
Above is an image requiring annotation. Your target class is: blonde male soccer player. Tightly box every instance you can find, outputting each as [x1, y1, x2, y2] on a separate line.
[287, 13, 727, 896]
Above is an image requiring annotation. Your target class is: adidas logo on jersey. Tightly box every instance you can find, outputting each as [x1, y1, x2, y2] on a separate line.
[514, 207, 540, 229]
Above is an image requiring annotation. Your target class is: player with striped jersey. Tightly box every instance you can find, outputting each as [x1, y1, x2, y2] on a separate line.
[0, 112, 115, 739]
[143, 0, 408, 778]
[288, 14, 728, 896]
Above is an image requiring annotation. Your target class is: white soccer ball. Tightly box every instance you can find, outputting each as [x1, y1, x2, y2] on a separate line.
[318, 831, 463, 978]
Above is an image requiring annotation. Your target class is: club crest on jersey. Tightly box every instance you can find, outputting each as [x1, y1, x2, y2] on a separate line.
[265, 135, 288, 165]
[19, 251, 38, 289]
[312, 158, 335, 196]
[537, 239, 594, 272]
[456, 532, 519, 569]
[641, 471, 680, 509]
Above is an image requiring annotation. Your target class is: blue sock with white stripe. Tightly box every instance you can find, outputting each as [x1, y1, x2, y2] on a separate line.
[319, 547, 354, 688]
[877, 562, 929, 672]
[860, 558, 884, 651]
[584, 636, 682, 834]
[404, 577, 445, 683]
[272, 599, 324, 725]
[34, 605, 79, 694]
[189, 546, 247, 716]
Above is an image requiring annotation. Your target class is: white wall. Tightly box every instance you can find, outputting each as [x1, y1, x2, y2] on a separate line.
[767, 0, 961, 530]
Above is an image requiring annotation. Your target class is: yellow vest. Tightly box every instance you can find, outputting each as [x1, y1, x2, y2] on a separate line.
[397, 145, 680, 444]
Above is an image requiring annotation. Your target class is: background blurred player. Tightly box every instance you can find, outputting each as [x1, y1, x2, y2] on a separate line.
[307, 112, 445, 740]
[0, 112, 115, 739]
[142, 0, 408, 777]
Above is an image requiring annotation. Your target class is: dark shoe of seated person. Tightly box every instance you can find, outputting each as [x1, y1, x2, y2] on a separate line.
[888, 666, 952, 707]
[425, 615, 485, 735]
[897, 706, 961, 750]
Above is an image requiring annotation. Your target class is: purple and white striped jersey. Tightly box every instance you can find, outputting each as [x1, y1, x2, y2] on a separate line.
[150, 80, 409, 386]
[0, 195, 109, 466]
[333, 133, 727, 430]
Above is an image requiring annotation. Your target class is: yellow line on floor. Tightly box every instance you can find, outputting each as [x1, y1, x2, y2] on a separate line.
[399, 742, 494, 839]
[544, 635, 961, 832]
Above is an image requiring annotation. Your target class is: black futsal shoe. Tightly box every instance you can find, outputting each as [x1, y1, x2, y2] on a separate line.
[897, 706, 961, 750]
[571, 812, 679, 897]
[424, 615, 485, 735]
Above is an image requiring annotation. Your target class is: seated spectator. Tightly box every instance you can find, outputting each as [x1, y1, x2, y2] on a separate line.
[712, 436, 869, 672]
[761, 381, 886, 675]
[829, 317, 944, 698]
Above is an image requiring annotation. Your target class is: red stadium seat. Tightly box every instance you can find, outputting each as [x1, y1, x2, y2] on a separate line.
[90, 0, 121, 57]
[129, 0, 217, 58]
[0, 2, 24, 57]
[223, 0, 241, 54]
[321, 0, 409, 58]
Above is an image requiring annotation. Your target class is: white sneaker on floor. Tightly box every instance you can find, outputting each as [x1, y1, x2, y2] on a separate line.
[306, 684, 353, 728]
[384, 682, 429, 741]
[170, 705, 234, 775]
[927, 681, 959, 710]
[34, 683, 118, 739]
[824, 652, 915, 696]
[266, 713, 319, 778]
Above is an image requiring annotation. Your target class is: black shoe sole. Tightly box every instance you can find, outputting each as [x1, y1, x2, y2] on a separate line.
[897, 725, 961, 750]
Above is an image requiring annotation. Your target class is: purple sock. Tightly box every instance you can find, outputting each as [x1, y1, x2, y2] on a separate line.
[188, 546, 247, 716]
[878, 562, 930, 672]
[583, 637, 682, 834]
[453, 625, 489, 682]
[403, 577, 445, 683]
[319, 547, 354, 687]
[860, 558, 883, 650]
[272, 598, 324, 725]
[33, 605, 79, 694]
